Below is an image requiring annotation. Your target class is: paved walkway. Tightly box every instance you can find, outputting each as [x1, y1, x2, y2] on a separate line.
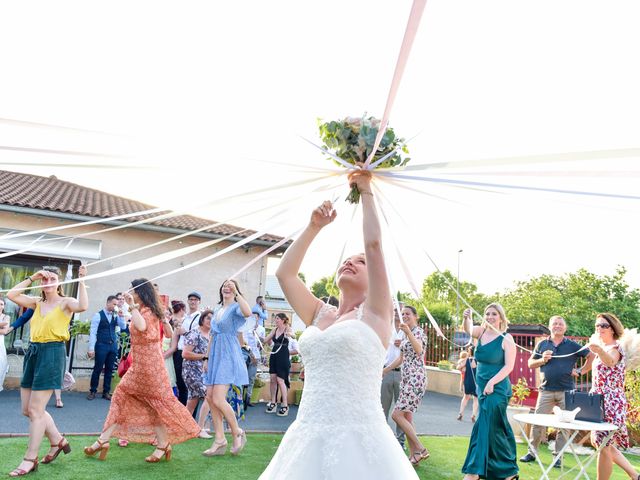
[0, 389, 473, 436]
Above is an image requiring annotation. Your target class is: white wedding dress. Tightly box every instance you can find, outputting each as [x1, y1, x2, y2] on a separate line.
[259, 305, 418, 480]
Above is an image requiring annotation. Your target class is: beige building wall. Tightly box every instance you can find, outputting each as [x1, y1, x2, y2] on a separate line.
[0, 211, 271, 317]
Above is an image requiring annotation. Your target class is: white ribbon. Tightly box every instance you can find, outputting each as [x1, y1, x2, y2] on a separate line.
[374, 182, 587, 358]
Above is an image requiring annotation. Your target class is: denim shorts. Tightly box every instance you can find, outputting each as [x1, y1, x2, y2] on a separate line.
[21, 342, 66, 390]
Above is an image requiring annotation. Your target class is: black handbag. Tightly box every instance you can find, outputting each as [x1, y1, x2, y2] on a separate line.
[564, 390, 605, 423]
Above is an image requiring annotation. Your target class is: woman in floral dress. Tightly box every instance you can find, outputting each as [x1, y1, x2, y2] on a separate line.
[183, 309, 212, 436]
[588, 312, 639, 480]
[84, 279, 200, 463]
[385, 305, 428, 466]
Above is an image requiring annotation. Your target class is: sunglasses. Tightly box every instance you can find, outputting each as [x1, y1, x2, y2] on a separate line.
[595, 323, 611, 329]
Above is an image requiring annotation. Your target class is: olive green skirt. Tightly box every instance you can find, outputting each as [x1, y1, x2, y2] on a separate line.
[21, 342, 66, 390]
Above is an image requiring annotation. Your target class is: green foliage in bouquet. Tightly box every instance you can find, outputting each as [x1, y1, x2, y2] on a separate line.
[317, 115, 410, 203]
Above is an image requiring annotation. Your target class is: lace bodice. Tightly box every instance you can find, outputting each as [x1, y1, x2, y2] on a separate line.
[298, 306, 387, 425]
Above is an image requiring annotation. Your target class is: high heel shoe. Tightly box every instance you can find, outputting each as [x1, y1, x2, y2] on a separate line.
[418, 447, 430, 461]
[8, 457, 38, 477]
[41, 436, 71, 464]
[202, 440, 228, 457]
[456, 413, 463, 421]
[471, 414, 476, 423]
[230, 430, 246, 456]
[83, 439, 110, 461]
[145, 444, 172, 463]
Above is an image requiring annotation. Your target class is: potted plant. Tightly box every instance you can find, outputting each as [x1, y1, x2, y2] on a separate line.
[437, 360, 454, 371]
[507, 378, 532, 442]
[290, 354, 302, 373]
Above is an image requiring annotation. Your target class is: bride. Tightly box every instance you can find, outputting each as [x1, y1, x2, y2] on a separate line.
[259, 168, 418, 479]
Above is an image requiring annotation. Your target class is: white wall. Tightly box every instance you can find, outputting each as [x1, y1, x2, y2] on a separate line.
[0, 211, 273, 319]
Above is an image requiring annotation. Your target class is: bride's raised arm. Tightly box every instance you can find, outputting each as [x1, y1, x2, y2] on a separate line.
[276, 201, 337, 325]
[348, 168, 392, 344]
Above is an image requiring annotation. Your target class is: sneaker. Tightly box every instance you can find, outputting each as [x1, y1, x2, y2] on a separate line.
[87, 392, 96, 400]
[265, 402, 277, 414]
[277, 406, 289, 417]
[519, 453, 536, 463]
[552, 459, 561, 469]
[102, 393, 112, 400]
[118, 439, 128, 447]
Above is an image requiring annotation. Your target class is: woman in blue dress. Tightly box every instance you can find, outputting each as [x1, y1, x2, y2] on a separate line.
[202, 279, 251, 457]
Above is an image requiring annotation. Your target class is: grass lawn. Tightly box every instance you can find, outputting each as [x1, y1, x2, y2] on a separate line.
[1, 435, 638, 479]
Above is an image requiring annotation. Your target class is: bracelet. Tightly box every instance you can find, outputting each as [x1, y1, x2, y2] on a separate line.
[24, 276, 33, 283]
[360, 190, 373, 196]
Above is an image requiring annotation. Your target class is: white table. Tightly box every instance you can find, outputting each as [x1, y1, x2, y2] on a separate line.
[513, 413, 617, 480]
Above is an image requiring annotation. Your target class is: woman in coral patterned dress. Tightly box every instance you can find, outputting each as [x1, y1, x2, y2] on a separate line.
[84, 279, 200, 463]
[386, 305, 428, 466]
[588, 312, 639, 480]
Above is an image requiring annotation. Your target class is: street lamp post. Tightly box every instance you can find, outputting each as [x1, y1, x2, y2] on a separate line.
[457, 249, 463, 326]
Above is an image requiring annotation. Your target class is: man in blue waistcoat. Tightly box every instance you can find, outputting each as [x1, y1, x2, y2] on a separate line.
[87, 295, 127, 400]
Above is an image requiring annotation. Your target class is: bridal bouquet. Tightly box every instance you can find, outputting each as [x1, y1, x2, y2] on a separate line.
[318, 115, 410, 203]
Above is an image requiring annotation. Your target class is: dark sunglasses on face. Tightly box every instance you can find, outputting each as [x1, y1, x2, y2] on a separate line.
[595, 323, 611, 329]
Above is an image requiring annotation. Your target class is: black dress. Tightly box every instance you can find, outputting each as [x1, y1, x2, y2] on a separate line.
[463, 357, 477, 396]
[269, 332, 290, 388]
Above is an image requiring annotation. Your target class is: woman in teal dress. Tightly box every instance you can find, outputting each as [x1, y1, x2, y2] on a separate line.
[461, 303, 519, 480]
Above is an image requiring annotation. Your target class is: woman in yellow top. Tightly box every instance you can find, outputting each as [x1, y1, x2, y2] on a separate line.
[7, 265, 88, 477]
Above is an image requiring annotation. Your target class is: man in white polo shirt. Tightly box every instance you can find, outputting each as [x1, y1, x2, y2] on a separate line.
[381, 303, 406, 448]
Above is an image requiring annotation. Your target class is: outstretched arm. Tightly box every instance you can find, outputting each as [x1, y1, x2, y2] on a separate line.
[348, 168, 392, 342]
[276, 201, 336, 325]
[7, 273, 42, 310]
[63, 265, 89, 314]
[463, 308, 484, 340]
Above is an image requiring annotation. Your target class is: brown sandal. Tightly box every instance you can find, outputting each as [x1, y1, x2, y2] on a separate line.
[84, 438, 110, 460]
[8, 457, 38, 477]
[41, 436, 71, 464]
[145, 444, 172, 463]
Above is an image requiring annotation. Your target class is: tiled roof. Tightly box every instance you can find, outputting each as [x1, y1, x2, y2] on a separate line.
[0, 169, 284, 245]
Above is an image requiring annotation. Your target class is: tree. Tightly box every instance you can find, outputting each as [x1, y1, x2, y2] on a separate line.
[499, 266, 640, 336]
[420, 270, 490, 325]
[310, 275, 339, 299]
[298, 272, 306, 285]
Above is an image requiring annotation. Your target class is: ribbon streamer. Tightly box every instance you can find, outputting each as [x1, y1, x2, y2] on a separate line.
[299, 136, 357, 171]
[374, 181, 587, 358]
[0, 171, 337, 247]
[375, 171, 640, 202]
[364, 0, 427, 168]
[399, 147, 640, 172]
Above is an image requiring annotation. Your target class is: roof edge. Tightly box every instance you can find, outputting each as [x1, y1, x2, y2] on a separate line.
[0, 204, 287, 252]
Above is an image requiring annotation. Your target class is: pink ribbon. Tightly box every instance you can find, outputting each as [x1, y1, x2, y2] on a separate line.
[364, 0, 428, 169]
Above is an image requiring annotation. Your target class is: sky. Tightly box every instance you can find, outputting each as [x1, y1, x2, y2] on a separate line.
[0, 0, 639, 298]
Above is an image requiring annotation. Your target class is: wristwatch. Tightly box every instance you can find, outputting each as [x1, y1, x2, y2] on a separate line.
[202, 356, 208, 361]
